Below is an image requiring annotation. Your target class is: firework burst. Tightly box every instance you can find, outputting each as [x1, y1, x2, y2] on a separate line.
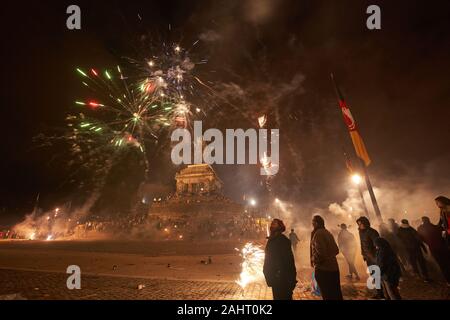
[33, 37, 214, 208]
[127, 41, 213, 121]
[73, 64, 190, 178]
[134, 42, 205, 94]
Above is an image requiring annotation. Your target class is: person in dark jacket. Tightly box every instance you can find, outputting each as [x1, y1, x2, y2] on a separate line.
[397, 219, 431, 282]
[387, 218, 399, 234]
[375, 238, 402, 300]
[263, 219, 297, 300]
[386, 218, 409, 273]
[379, 222, 390, 239]
[356, 217, 380, 264]
[337, 224, 360, 280]
[435, 196, 450, 247]
[310, 215, 343, 300]
[418, 216, 450, 284]
[356, 216, 384, 299]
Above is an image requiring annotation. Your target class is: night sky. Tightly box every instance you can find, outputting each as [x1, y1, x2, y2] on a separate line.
[1, 0, 449, 225]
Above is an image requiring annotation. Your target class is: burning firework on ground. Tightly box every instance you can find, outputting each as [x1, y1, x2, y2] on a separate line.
[235, 243, 265, 291]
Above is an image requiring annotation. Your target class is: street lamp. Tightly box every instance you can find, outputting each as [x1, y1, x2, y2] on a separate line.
[248, 198, 257, 219]
[350, 173, 370, 217]
[274, 198, 281, 218]
[351, 174, 362, 185]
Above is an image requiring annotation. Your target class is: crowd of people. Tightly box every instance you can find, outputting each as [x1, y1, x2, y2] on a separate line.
[263, 195, 450, 300]
[0, 229, 21, 239]
[149, 215, 267, 241]
[3, 209, 268, 241]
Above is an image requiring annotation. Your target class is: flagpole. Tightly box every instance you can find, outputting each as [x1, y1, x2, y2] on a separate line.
[358, 183, 370, 218]
[332, 74, 383, 223]
[359, 158, 383, 223]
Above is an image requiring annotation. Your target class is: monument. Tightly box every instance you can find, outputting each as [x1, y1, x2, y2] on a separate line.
[147, 164, 265, 240]
[175, 164, 223, 196]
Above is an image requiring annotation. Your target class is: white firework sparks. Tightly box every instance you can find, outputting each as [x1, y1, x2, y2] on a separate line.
[235, 243, 265, 290]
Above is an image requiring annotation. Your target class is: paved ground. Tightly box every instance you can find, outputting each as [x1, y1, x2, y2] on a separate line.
[0, 268, 448, 300]
[0, 240, 448, 300]
[0, 268, 341, 300]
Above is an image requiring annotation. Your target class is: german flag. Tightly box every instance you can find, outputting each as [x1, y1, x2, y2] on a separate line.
[332, 74, 371, 166]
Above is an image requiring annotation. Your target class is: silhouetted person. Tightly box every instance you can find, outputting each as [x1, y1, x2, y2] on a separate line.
[435, 196, 450, 248]
[310, 215, 343, 300]
[397, 219, 430, 282]
[375, 238, 402, 300]
[289, 229, 300, 253]
[386, 218, 409, 273]
[337, 224, 360, 280]
[356, 216, 384, 299]
[263, 219, 297, 300]
[418, 216, 450, 284]
[379, 222, 390, 239]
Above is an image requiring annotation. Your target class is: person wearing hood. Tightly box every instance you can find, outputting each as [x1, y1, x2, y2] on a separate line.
[356, 216, 384, 299]
[375, 237, 402, 300]
[337, 223, 360, 280]
[397, 219, 431, 282]
[356, 216, 380, 264]
[435, 196, 450, 247]
[263, 219, 297, 300]
[310, 215, 343, 300]
[418, 216, 450, 285]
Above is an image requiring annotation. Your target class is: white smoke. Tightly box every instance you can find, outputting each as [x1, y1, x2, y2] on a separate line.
[327, 177, 449, 228]
[328, 188, 366, 223]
